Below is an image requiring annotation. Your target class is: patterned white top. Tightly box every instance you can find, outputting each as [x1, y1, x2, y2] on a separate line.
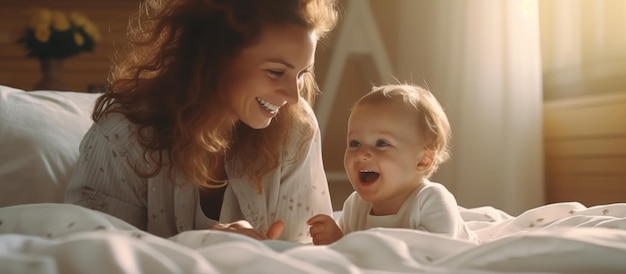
[338, 180, 478, 242]
[64, 103, 332, 243]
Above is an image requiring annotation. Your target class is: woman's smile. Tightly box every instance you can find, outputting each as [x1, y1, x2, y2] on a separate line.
[256, 97, 283, 115]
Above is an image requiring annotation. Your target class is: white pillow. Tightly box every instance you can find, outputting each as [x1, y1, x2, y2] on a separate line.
[0, 85, 100, 207]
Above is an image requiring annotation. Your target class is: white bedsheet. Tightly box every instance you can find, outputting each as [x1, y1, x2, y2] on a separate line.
[1, 202, 626, 274]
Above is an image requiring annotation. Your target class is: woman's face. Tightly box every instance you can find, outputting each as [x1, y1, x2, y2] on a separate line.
[224, 24, 318, 129]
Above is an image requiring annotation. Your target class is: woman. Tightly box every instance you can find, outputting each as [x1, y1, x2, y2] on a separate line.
[64, 0, 339, 243]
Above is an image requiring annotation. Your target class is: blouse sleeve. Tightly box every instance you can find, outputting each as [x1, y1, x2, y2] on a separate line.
[64, 115, 148, 230]
[276, 122, 332, 242]
[273, 104, 333, 242]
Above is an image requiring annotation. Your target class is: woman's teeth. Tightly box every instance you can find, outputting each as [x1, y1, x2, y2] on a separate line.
[257, 98, 280, 113]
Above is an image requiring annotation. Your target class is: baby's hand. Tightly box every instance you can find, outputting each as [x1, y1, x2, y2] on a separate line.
[307, 214, 343, 245]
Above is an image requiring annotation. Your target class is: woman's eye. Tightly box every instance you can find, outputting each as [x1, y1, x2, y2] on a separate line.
[375, 140, 389, 147]
[348, 140, 360, 148]
[267, 69, 284, 78]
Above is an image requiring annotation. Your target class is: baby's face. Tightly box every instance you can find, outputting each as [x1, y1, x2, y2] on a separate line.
[344, 100, 428, 213]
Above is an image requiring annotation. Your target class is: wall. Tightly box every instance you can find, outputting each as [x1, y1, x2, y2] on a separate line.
[544, 92, 626, 205]
[0, 0, 140, 92]
[539, 0, 626, 206]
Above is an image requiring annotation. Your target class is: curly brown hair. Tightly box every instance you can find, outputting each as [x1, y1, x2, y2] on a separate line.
[93, 0, 338, 190]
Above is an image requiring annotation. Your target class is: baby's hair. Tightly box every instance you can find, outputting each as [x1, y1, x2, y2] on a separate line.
[353, 84, 451, 178]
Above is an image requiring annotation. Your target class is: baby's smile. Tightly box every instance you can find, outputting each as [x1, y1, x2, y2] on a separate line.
[359, 170, 380, 183]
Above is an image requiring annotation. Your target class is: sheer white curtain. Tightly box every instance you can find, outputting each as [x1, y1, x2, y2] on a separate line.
[396, 0, 544, 215]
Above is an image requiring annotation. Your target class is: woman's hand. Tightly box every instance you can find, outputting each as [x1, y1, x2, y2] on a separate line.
[307, 214, 343, 245]
[210, 220, 284, 240]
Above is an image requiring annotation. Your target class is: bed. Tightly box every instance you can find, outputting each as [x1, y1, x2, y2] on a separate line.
[1, 84, 626, 274]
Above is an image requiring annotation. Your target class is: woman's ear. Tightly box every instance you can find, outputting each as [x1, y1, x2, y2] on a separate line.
[416, 149, 435, 172]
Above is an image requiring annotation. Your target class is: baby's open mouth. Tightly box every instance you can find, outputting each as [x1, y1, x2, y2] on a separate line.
[359, 170, 380, 183]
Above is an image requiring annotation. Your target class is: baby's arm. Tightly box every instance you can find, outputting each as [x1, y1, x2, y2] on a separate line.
[417, 184, 474, 240]
[307, 214, 343, 245]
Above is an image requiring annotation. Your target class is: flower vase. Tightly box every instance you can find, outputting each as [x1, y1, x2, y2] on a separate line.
[34, 58, 68, 91]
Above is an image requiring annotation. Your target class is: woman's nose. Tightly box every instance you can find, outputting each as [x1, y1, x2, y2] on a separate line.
[280, 77, 300, 105]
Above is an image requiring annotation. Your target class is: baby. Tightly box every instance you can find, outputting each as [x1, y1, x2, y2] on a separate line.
[308, 84, 477, 245]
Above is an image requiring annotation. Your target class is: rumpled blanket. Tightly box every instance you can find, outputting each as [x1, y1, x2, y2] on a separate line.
[1, 202, 626, 274]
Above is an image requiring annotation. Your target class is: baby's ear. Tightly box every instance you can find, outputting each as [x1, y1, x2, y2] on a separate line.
[416, 149, 435, 172]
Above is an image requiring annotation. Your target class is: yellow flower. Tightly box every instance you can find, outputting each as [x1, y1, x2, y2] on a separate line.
[51, 10, 70, 31]
[73, 32, 84, 46]
[34, 23, 51, 42]
[28, 8, 52, 29]
[19, 7, 99, 59]
[83, 22, 101, 42]
[69, 11, 87, 27]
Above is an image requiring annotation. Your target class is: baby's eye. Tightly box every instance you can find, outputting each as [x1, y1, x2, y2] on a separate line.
[267, 69, 285, 78]
[375, 139, 390, 147]
[348, 140, 360, 148]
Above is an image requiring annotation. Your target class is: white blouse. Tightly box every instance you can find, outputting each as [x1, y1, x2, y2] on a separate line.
[64, 103, 332, 243]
